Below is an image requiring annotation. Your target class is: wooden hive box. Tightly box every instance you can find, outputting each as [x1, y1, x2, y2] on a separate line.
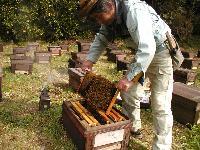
[10, 56, 33, 74]
[71, 51, 88, 61]
[181, 58, 200, 70]
[173, 68, 197, 85]
[68, 68, 85, 91]
[68, 58, 83, 68]
[13, 47, 27, 56]
[62, 72, 132, 150]
[107, 50, 126, 63]
[172, 82, 200, 125]
[27, 42, 40, 51]
[76, 41, 91, 52]
[34, 51, 51, 63]
[181, 51, 197, 59]
[59, 42, 69, 53]
[47, 46, 61, 56]
[0, 67, 2, 101]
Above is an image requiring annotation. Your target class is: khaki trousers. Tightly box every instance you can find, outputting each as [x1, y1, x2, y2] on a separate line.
[121, 50, 173, 150]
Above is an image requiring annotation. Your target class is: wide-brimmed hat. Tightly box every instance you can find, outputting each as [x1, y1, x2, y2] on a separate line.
[79, 0, 99, 17]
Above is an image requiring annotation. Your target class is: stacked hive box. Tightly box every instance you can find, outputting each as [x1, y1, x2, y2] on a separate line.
[173, 68, 197, 85]
[26, 43, 40, 58]
[68, 41, 91, 68]
[10, 55, 33, 74]
[64, 69, 132, 150]
[172, 82, 200, 125]
[13, 47, 27, 56]
[173, 50, 199, 85]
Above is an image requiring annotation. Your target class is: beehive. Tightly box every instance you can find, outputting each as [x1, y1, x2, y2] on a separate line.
[48, 46, 61, 56]
[63, 71, 132, 150]
[172, 82, 200, 125]
[34, 51, 51, 63]
[10, 55, 33, 74]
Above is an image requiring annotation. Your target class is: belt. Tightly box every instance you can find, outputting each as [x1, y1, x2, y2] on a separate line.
[156, 42, 168, 54]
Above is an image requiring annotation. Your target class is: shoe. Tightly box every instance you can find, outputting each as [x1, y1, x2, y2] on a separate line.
[131, 129, 143, 139]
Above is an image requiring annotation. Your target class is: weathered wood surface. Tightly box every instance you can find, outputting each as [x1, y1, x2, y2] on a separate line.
[71, 51, 88, 61]
[34, 51, 51, 63]
[181, 51, 197, 59]
[68, 68, 85, 91]
[181, 58, 200, 69]
[76, 41, 91, 52]
[68, 58, 83, 68]
[107, 50, 126, 63]
[172, 82, 200, 125]
[13, 47, 27, 56]
[47, 46, 61, 56]
[62, 100, 132, 150]
[10, 56, 33, 74]
[173, 68, 197, 85]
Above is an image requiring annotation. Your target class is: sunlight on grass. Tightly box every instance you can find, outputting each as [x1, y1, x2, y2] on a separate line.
[0, 40, 200, 150]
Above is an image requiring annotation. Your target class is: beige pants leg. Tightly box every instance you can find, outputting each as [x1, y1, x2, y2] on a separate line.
[121, 50, 173, 149]
[147, 50, 173, 150]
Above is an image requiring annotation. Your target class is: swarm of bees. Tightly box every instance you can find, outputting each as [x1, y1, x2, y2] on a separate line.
[79, 72, 117, 111]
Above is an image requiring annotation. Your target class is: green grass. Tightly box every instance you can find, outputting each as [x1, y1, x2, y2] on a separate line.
[0, 40, 200, 150]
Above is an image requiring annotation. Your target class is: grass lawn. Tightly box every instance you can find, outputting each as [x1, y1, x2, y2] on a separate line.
[0, 41, 199, 150]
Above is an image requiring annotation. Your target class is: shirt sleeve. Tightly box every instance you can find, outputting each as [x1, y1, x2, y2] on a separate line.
[125, 4, 156, 81]
[86, 25, 110, 63]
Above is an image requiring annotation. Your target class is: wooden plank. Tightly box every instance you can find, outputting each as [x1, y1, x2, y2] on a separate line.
[75, 101, 100, 125]
[106, 90, 120, 115]
[98, 110, 111, 124]
[70, 101, 95, 126]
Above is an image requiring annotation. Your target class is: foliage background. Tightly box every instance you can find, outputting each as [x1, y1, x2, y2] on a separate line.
[0, 0, 200, 43]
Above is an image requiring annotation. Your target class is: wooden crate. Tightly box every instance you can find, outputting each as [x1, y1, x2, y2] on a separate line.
[59, 44, 69, 53]
[173, 68, 197, 85]
[10, 56, 33, 74]
[107, 50, 126, 63]
[62, 100, 131, 150]
[68, 58, 83, 68]
[13, 47, 27, 56]
[71, 51, 88, 61]
[34, 51, 51, 63]
[48, 46, 61, 56]
[181, 58, 200, 69]
[76, 41, 91, 52]
[68, 68, 85, 91]
[181, 51, 197, 59]
[172, 82, 200, 125]
[27, 43, 40, 51]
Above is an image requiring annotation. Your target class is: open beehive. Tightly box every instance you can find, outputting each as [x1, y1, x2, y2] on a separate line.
[62, 71, 132, 150]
